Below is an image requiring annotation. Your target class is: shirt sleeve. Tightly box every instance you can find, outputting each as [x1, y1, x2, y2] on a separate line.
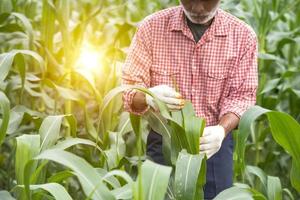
[219, 31, 258, 119]
[121, 20, 152, 116]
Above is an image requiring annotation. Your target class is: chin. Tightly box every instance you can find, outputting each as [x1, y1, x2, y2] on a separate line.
[184, 8, 217, 24]
[188, 15, 213, 24]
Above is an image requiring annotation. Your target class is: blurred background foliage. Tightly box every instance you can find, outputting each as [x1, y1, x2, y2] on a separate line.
[0, 0, 299, 199]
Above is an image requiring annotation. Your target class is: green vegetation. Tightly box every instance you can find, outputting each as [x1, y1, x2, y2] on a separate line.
[0, 0, 299, 199]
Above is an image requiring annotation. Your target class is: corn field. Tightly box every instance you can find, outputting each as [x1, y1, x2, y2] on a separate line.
[0, 0, 300, 199]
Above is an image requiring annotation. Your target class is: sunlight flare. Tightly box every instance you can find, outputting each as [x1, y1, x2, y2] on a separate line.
[76, 44, 102, 73]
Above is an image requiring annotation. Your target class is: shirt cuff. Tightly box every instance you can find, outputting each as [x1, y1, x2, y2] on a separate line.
[219, 100, 253, 120]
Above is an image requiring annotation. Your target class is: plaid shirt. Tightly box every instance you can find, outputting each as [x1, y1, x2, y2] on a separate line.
[122, 5, 258, 126]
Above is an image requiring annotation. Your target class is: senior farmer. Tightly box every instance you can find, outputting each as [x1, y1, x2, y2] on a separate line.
[122, 0, 258, 198]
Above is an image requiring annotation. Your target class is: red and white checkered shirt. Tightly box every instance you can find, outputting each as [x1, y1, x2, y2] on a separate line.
[122, 5, 258, 126]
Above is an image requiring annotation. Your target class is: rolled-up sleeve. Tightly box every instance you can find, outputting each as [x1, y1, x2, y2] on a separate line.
[219, 31, 258, 119]
[122, 20, 152, 115]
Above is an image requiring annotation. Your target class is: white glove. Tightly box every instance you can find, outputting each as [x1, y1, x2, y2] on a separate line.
[146, 85, 184, 111]
[199, 125, 225, 159]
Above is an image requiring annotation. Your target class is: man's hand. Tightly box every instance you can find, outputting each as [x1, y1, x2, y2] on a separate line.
[146, 85, 185, 111]
[199, 125, 225, 159]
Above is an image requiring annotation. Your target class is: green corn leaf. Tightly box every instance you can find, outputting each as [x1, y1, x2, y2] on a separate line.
[50, 137, 99, 151]
[0, 0, 12, 13]
[14, 53, 26, 95]
[0, 91, 10, 145]
[99, 85, 173, 154]
[135, 160, 172, 200]
[144, 110, 172, 165]
[26, 149, 115, 200]
[47, 170, 73, 183]
[43, 79, 81, 102]
[21, 137, 103, 199]
[174, 150, 206, 200]
[111, 184, 132, 200]
[181, 101, 196, 119]
[101, 170, 134, 199]
[267, 176, 282, 200]
[39, 115, 64, 151]
[100, 85, 171, 123]
[171, 110, 184, 126]
[7, 108, 24, 135]
[259, 78, 281, 94]
[236, 105, 300, 192]
[170, 102, 205, 164]
[18, 183, 72, 200]
[10, 12, 34, 44]
[0, 50, 44, 82]
[184, 115, 205, 154]
[169, 120, 189, 163]
[6, 105, 44, 136]
[15, 134, 40, 185]
[83, 103, 101, 141]
[246, 165, 267, 194]
[181, 102, 205, 148]
[39, 114, 77, 151]
[12, 105, 44, 118]
[104, 131, 126, 170]
[102, 169, 133, 188]
[55, 85, 81, 101]
[73, 68, 102, 104]
[64, 114, 77, 138]
[213, 186, 258, 200]
[129, 113, 143, 199]
[96, 169, 121, 189]
[41, 0, 55, 52]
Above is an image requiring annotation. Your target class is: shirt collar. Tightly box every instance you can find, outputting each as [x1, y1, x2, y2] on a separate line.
[169, 5, 228, 37]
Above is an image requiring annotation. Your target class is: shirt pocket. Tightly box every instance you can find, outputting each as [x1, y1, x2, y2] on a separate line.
[205, 64, 229, 105]
[150, 65, 180, 88]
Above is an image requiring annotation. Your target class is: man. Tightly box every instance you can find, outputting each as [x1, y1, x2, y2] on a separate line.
[122, 0, 258, 199]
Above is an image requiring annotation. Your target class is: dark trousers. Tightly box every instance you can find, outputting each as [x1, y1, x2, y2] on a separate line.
[146, 129, 234, 200]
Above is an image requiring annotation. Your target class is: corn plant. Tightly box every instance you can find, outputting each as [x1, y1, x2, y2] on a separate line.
[1, 0, 300, 199]
[221, 0, 300, 198]
[99, 85, 207, 199]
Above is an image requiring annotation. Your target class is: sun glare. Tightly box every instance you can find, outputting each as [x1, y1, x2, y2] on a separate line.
[76, 45, 102, 73]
